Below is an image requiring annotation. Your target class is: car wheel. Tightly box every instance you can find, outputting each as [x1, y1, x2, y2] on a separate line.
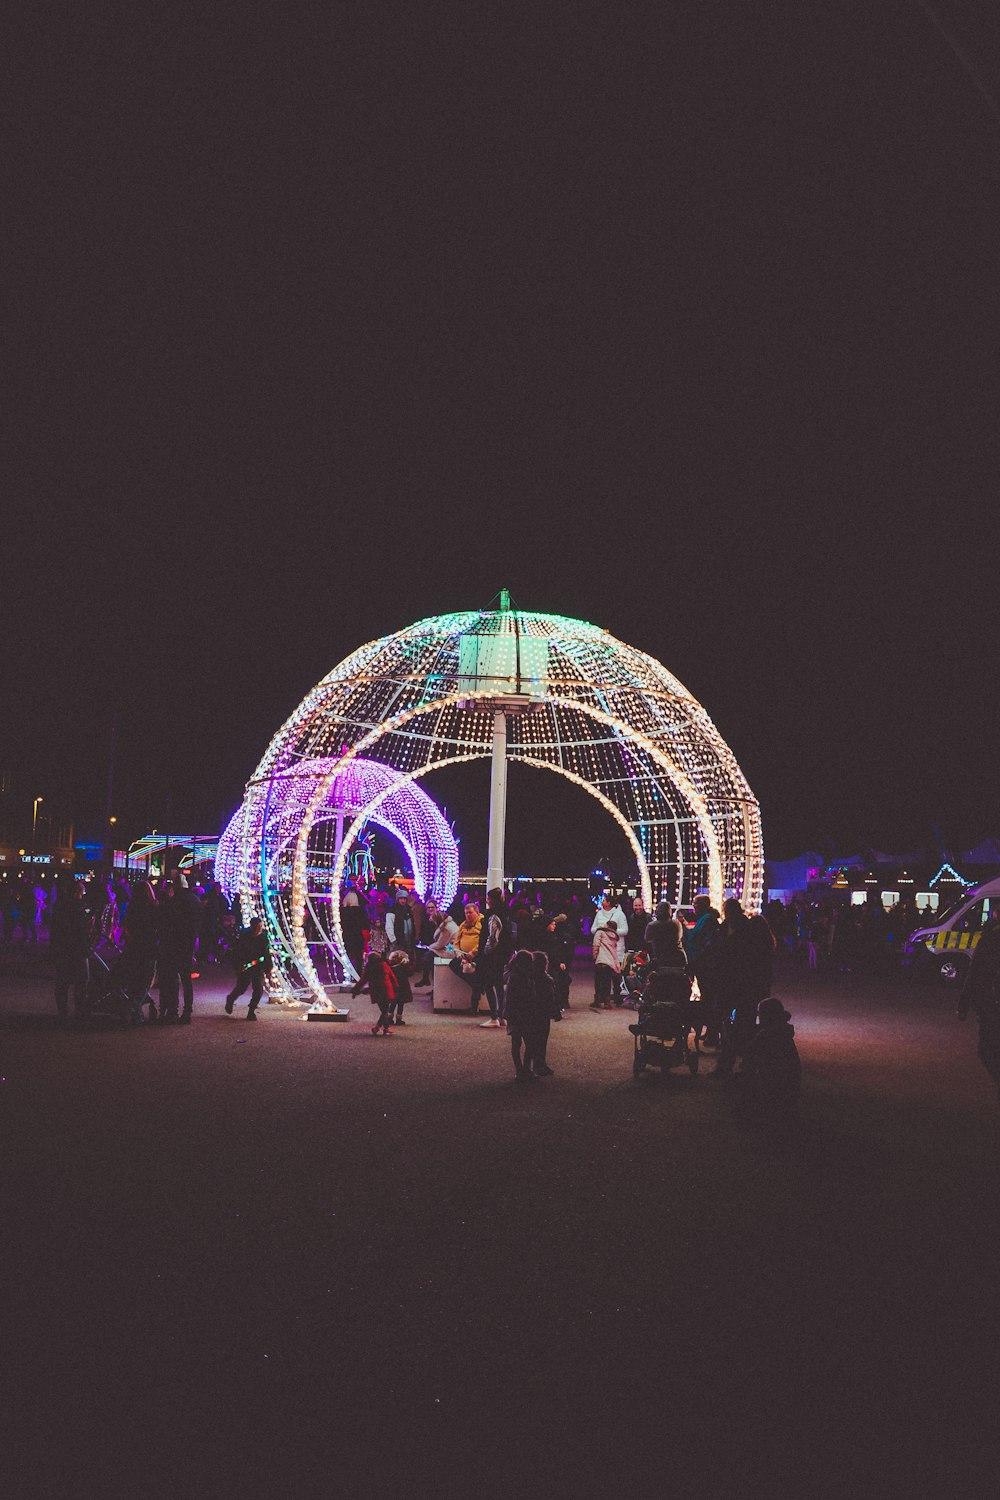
[939, 955, 970, 985]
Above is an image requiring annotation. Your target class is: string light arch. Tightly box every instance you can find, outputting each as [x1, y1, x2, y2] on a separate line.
[219, 757, 459, 998]
[236, 607, 763, 1005]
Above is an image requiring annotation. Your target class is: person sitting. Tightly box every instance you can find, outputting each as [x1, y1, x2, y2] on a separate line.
[621, 949, 649, 1008]
[444, 901, 484, 1012]
[415, 906, 459, 988]
[738, 997, 802, 1121]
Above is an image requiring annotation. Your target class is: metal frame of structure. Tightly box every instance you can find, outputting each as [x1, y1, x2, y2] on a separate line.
[236, 608, 763, 1006]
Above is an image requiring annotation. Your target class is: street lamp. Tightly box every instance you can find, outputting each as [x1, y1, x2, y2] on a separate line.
[30, 796, 43, 865]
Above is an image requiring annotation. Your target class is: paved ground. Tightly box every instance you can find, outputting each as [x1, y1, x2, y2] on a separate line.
[2, 947, 998, 1498]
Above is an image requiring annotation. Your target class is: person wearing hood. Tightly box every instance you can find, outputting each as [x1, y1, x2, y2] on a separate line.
[644, 902, 687, 969]
[590, 919, 622, 1009]
[738, 997, 801, 1121]
[543, 913, 574, 1013]
[591, 893, 628, 1004]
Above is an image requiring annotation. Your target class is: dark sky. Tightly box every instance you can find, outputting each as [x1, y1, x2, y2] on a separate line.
[5, 3, 999, 861]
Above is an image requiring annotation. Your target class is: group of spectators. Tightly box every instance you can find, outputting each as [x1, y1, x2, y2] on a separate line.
[32, 868, 799, 1112]
[349, 885, 563, 1080]
[0, 877, 50, 942]
[345, 881, 798, 1108]
[764, 896, 928, 973]
[40, 873, 234, 1024]
[585, 892, 782, 1079]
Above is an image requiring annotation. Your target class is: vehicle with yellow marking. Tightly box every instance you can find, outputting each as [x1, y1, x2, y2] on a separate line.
[905, 879, 1000, 984]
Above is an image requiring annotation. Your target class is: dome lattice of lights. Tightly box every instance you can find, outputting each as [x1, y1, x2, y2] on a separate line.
[237, 606, 762, 1004]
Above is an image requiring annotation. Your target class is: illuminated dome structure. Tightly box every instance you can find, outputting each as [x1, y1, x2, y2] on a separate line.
[237, 604, 762, 1006]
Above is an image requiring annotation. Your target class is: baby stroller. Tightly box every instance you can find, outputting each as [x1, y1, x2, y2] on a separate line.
[83, 948, 156, 1028]
[629, 965, 700, 1079]
[81, 947, 134, 1028]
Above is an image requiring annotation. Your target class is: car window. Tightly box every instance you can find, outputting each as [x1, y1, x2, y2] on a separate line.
[957, 900, 985, 932]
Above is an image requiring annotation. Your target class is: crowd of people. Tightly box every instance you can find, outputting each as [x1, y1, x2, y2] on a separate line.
[14, 864, 1000, 1114]
[343, 881, 800, 1114]
[15, 870, 807, 1116]
[763, 895, 929, 973]
[26, 873, 236, 1025]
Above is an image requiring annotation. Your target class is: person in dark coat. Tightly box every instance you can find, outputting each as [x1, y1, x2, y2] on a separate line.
[350, 951, 398, 1035]
[49, 881, 92, 1022]
[200, 881, 228, 963]
[530, 951, 559, 1075]
[414, 899, 442, 987]
[122, 880, 158, 1023]
[713, 900, 775, 1076]
[626, 897, 651, 953]
[505, 950, 543, 1081]
[225, 918, 273, 1020]
[156, 879, 199, 1024]
[340, 880, 369, 980]
[543, 913, 574, 1012]
[683, 895, 723, 1046]
[958, 918, 1000, 1104]
[476, 888, 513, 1027]
[738, 996, 801, 1122]
[644, 902, 687, 969]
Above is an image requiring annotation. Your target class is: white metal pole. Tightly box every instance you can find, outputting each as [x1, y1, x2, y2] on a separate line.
[486, 707, 508, 892]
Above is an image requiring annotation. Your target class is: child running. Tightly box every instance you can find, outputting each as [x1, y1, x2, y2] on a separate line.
[351, 951, 399, 1035]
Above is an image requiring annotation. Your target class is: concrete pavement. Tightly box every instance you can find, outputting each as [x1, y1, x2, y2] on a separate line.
[2, 950, 998, 1497]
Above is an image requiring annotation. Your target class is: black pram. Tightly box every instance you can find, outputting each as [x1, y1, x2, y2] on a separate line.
[629, 965, 699, 1078]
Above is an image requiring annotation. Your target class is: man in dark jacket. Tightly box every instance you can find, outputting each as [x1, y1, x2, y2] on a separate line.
[713, 901, 775, 1076]
[156, 880, 198, 1025]
[959, 919, 1000, 1104]
[49, 881, 92, 1022]
[225, 918, 274, 1020]
[476, 888, 513, 1025]
[684, 895, 723, 1046]
[644, 902, 687, 968]
[626, 898, 650, 953]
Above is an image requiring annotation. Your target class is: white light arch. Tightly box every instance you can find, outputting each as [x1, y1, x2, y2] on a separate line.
[318, 750, 657, 989]
[237, 606, 762, 1004]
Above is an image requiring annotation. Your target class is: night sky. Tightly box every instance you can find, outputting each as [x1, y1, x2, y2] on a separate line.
[6, 4, 999, 863]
